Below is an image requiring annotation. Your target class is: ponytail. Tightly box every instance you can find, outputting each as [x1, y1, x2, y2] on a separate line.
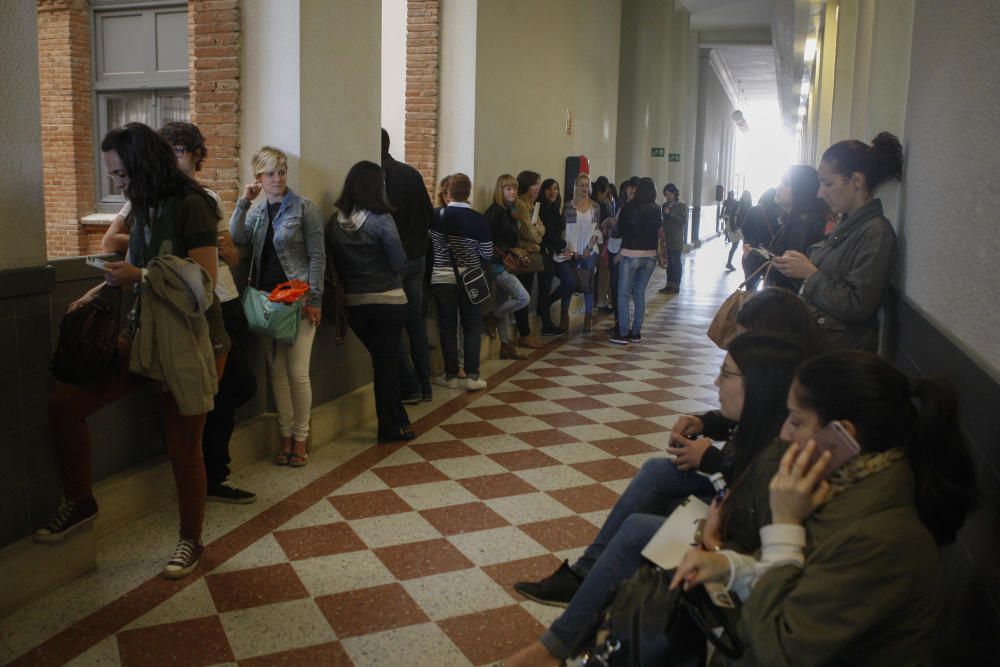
[821, 131, 904, 193]
[794, 351, 977, 545]
[906, 377, 977, 544]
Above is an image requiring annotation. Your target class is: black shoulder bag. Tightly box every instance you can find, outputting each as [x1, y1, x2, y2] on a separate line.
[442, 214, 490, 305]
[50, 284, 123, 384]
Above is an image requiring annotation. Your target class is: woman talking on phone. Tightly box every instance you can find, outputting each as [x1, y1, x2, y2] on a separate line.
[672, 350, 976, 666]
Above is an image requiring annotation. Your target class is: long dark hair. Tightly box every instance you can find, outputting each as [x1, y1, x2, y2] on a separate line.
[538, 177, 561, 221]
[736, 288, 829, 356]
[335, 160, 393, 216]
[783, 165, 827, 221]
[101, 123, 217, 225]
[794, 351, 976, 544]
[821, 131, 904, 192]
[635, 177, 657, 205]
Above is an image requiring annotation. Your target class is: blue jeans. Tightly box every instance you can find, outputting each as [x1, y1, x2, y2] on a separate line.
[494, 269, 530, 344]
[574, 458, 715, 575]
[617, 255, 657, 336]
[398, 257, 432, 397]
[666, 249, 682, 288]
[542, 513, 667, 659]
[549, 258, 578, 307]
[431, 282, 482, 377]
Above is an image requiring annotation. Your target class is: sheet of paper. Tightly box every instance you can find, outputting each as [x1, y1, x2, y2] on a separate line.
[640, 495, 710, 569]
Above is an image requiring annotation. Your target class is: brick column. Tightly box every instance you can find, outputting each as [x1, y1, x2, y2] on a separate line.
[37, 0, 95, 258]
[405, 0, 440, 193]
[189, 0, 241, 213]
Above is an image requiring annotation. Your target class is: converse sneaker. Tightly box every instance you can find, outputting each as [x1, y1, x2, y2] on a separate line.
[540, 325, 567, 337]
[434, 374, 459, 389]
[513, 560, 583, 608]
[465, 376, 487, 391]
[207, 480, 257, 504]
[33, 497, 99, 543]
[162, 538, 204, 580]
[608, 333, 630, 345]
[628, 332, 642, 343]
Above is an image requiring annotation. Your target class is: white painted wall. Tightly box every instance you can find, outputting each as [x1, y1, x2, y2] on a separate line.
[897, 0, 1000, 369]
[381, 0, 407, 161]
[438, 0, 477, 183]
[1, 0, 46, 270]
[240, 0, 302, 189]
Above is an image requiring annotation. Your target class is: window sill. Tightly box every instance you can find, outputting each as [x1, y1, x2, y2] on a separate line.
[81, 213, 117, 226]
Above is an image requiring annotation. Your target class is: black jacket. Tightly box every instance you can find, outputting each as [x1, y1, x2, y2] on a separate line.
[382, 153, 434, 261]
[618, 200, 662, 251]
[766, 206, 827, 291]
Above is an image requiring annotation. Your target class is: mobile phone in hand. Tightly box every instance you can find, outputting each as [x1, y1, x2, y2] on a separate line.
[807, 421, 861, 479]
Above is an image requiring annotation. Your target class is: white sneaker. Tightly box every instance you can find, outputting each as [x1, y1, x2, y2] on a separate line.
[465, 377, 487, 391]
[434, 374, 459, 389]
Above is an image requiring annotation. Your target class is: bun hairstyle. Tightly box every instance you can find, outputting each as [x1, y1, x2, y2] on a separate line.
[821, 131, 904, 192]
[793, 350, 977, 545]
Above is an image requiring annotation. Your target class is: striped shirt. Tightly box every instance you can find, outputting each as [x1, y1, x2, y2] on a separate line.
[430, 203, 493, 284]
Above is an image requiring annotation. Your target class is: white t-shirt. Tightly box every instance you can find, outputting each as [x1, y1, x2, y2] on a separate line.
[117, 189, 238, 302]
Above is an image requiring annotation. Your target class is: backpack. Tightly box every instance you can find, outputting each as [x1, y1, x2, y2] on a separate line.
[50, 284, 123, 384]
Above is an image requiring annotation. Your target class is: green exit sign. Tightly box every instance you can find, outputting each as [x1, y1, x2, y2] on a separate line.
[669, 153, 681, 162]
[651, 147, 665, 157]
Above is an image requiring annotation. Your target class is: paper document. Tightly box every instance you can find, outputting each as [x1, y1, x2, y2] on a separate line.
[641, 495, 710, 569]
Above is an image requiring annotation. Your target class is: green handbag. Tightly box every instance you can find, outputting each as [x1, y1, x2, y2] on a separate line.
[242, 221, 303, 345]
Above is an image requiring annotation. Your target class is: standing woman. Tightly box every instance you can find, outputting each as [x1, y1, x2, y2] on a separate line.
[328, 161, 414, 443]
[40, 123, 227, 579]
[725, 190, 753, 270]
[765, 165, 828, 291]
[560, 173, 601, 332]
[772, 132, 903, 351]
[485, 174, 531, 360]
[539, 178, 575, 333]
[592, 178, 614, 313]
[611, 177, 661, 344]
[231, 147, 325, 467]
[512, 170, 548, 348]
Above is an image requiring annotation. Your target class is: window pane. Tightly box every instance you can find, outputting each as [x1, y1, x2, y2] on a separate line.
[158, 93, 190, 125]
[103, 94, 151, 197]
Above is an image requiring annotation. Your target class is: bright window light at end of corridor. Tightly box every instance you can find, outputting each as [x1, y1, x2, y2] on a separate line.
[735, 117, 797, 199]
[804, 38, 818, 63]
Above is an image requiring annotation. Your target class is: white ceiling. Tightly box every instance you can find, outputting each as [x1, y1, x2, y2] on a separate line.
[679, 0, 773, 30]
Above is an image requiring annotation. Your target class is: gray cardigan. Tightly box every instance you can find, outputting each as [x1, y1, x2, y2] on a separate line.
[801, 199, 897, 351]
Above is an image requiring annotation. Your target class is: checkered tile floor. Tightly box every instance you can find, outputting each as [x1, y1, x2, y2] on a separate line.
[4, 239, 740, 666]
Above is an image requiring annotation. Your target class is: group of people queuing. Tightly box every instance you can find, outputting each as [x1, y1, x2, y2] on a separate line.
[505, 131, 974, 666]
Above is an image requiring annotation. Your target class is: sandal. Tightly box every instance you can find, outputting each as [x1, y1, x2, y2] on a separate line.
[289, 451, 309, 467]
[274, 450, 292, 466]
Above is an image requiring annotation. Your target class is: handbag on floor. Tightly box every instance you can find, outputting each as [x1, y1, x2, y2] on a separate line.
[50, 284, 122, 383]
[707, 260, 771, 348]
[242, 227, 304, 345]
[577, 565, 744, 667]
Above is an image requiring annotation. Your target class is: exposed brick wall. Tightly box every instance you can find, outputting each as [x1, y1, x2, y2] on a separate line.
[405, 0, 440, 194]
[37, 0, 95, 258]
[188, 0, 241, 214]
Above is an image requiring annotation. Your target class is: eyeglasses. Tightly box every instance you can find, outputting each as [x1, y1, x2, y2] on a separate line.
[718, 365, 743, 380]
[173, 146, 190, 156]
[109, 169, 128, 183]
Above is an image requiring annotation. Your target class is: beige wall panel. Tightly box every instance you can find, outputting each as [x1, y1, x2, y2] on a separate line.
[472, 0, 621, 207]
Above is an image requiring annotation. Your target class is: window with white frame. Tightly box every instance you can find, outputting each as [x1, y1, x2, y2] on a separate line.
[92, 1, 189, 210]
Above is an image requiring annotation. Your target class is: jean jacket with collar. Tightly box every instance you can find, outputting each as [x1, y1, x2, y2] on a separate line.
[230, 188, 326, 308]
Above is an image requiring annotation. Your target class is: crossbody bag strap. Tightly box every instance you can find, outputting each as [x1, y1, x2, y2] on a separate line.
[738, 258, 771, 290]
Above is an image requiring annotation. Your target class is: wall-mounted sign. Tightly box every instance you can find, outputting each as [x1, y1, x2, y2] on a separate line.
[651, 147, 665, 157]
[669, 153, 681, 162]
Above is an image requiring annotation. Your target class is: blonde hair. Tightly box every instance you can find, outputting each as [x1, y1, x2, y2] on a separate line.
[493, 174, 517, 207]
[251, 146, 288, 177]
[575, 172, 591, 187]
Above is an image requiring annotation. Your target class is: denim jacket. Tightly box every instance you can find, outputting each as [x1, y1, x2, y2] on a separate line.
[327, 210, 408, 297]
[230, 188, 326, 308]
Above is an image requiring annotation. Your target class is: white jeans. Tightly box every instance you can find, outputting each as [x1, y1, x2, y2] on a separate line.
[266, 320, 317, 440]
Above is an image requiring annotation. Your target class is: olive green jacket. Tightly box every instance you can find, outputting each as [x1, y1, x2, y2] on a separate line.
[720, 460, 940, 667]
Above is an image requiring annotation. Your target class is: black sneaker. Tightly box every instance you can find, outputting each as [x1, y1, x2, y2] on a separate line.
[162, 538, 204, 579]
[207, 480, 257, 504]
[628, 332, 642, 343]
[540, 325, 567, 337]
[609, 333, 630, 345]
[33, 497, 99, 543]
[513, 560, 583, 608]
[401, 394, 422, 405]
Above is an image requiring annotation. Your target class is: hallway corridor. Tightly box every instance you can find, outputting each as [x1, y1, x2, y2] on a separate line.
[3, 239, 744, 666]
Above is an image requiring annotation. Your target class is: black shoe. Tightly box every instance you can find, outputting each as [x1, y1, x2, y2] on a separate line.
[658, 286, 672, 293]
[378, 429, 417, 444]
[725, 264, 736, 271]
[628, 332, 642, 343]
[33, 497, 99, 543]
[609, 333, 630, 345]
[597, 305, 614, 314]
[513, 560, 583, 608]
[540, 325, 567, 337]
[162, 538, 204, 580]
[421, 393, 433, 402]
[401, 394, 422, 405]
[207, 480, 257, 504]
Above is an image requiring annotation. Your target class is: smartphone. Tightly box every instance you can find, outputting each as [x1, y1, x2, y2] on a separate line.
[752, 247, 772, 260]
[85, 255, 111, 272]
[807, 420, 861, 479]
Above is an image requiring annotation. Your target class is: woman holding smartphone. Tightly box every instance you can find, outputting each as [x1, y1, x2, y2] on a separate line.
[672, 350, 976, 666]
[231, 146, 325, 466]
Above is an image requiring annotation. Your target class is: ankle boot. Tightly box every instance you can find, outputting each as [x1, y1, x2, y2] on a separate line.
[583, 312, 593, 332]
[559, 305, 570, 332]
